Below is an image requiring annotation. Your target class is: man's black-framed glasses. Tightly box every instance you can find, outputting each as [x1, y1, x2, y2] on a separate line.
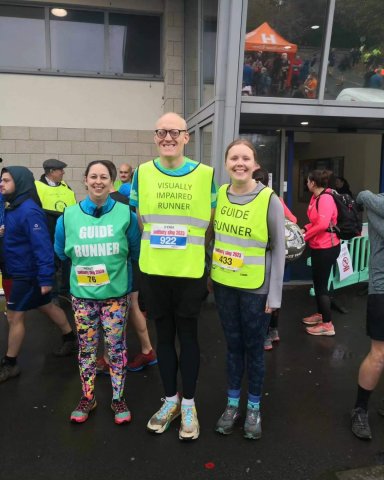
[155, 129, 187, 139]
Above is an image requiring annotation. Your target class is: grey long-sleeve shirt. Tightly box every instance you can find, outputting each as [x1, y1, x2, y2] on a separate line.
[356, 190, 384, 294]
[224, 182, 286, 309]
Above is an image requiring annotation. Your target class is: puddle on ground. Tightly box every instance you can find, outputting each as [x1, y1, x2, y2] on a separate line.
[331, 345, 356, 361]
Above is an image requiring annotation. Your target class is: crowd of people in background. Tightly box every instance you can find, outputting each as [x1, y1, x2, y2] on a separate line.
[242, 51, 315, 98]
[242, 44, 384, 98]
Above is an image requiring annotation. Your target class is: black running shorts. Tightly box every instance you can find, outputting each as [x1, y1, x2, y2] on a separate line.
[366, 294, 384, 341]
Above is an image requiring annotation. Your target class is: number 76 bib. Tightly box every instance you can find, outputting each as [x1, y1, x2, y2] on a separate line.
[75, 264, 110, 286]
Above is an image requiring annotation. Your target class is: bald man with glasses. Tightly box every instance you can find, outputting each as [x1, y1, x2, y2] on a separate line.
[130, 112, 218, 441]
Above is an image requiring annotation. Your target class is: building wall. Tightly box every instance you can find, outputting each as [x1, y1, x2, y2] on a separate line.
[0, 126, 159, 200]
[293, 133, 381, 225]
[162, 0, 184, 114]
[0, 76, 164, 130]
[0, 0, 184, 199]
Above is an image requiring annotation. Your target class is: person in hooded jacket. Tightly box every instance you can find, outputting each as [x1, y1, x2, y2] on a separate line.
[0, 191, 9, 300]
[0, 166, 76, 384]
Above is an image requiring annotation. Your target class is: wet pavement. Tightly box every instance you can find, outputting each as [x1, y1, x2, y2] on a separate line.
[1, 284, 384, 480]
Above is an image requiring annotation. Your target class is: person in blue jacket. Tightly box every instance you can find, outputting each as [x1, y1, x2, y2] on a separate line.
[0, 166, 76, 384]
[0, 190, 6, 292]
[0, 190, 13, 312]
[118, 180, 132, 201]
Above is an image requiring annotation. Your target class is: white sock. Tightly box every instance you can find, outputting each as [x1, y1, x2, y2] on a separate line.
[165, 394, 179, 403]
[181, 397, 195, 407]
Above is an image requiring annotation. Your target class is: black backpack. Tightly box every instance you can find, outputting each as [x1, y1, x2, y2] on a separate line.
[316, 190, 362, 240]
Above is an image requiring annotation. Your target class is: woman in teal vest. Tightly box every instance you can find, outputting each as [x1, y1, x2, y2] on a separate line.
[54, 160, 141, 425]
[211, 139, 285, 439]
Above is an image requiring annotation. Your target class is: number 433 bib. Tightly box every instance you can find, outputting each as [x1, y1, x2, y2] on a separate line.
[212, 247, 244, 271]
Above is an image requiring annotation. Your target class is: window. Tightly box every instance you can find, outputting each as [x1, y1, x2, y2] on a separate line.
[201, 123, 213, 166]
[185, 130, 196, 159]
[326, 0, 384, 102]
[184, 0, 199, 117]
[185, 0, 219, 117]
[50, 9, 104, 73]
[0, 4, 161, 78]
[240, 132, 281, 192]
[0, 5, 45, 69]
[202, 0, 218, 105]
[244, 0, 328, 99]
[109, 13, 161, 75]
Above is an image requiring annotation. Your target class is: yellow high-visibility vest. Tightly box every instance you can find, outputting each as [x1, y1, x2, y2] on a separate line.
[138, 160, 213, 278]
[35, 180, 76, 212]
[211, 184, 273, 289]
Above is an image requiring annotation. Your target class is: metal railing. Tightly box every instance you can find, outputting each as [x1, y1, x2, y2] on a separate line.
[307, 225, 370, 296]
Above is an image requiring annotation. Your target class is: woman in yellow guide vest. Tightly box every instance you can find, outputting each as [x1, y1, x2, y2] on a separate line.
[54, 160, 141, 425]
[211, 139, 285, 439]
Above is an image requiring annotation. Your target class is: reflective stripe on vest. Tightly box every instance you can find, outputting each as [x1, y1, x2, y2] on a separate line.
[141, 231, 205, 246]
[140, 214, 209, 229]
[35, 180, 76, 212]
[214, 232, 268, 249]
[138, 159, 213, 278]
[63, 202, 131, 299]
[211, 184, 273, 289]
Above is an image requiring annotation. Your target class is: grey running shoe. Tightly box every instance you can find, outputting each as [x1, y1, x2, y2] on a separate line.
[269, 328, 280, 343]
[264, 334, 273, 351]
[351, 407, 372, 440]
[215, 404, 240, 435]
[53, 339, 78, 357]
[243, 407, 262, 440]
[0, 361, 21, 383]
[147, 398, 181, 434]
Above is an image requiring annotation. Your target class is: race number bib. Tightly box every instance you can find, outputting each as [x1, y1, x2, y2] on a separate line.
[212, 247, 244, 271]
[150, 224, 188, 249]
[75, 264, 110, 287]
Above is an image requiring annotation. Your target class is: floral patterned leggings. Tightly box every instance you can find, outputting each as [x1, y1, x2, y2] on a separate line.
[72, 295, 130, 401]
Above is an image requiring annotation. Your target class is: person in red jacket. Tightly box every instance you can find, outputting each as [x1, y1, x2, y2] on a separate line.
[301, 170, 340, 336]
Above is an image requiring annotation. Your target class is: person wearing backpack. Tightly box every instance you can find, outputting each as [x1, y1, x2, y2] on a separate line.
[301, 170, 340, 336]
